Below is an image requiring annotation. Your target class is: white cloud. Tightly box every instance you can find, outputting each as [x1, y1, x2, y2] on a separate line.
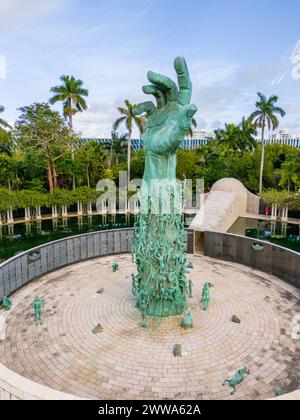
[237, 59, 288, 86]
[75, 101, 117, 137]
[210, 120, 223, 129]
[72, 58, 241, 137]
[0, 0, 71, 35]
[0, 54, 6, 79]
[190, 61, 239, 87]
[194, 85, 239, 107]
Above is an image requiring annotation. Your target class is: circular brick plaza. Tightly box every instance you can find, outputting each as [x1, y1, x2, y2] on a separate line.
[0, 254, 299, 400]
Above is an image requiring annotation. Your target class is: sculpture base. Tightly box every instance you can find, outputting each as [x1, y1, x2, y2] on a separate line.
[145, 300, 187, 318]
[133, 212, 188, 318]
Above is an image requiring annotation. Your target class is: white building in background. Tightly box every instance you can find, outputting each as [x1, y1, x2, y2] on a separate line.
[192, 130, 214, 140]
[85, 128, 300, 150]
[269, 130, 291, 142]
[266, 130, 300, 147]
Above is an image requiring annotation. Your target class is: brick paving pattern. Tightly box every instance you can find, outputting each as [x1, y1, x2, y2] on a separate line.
[0, 254, 299, 400]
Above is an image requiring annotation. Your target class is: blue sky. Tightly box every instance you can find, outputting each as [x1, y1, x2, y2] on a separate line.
[0, 0, 300, 136]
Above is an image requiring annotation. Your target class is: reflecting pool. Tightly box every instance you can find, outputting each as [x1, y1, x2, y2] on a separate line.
[0, 213, 195, 261]
[228, 217, 300, 253]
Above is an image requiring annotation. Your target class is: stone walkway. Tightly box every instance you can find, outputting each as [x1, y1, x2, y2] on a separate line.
[0, 254, 299, 400]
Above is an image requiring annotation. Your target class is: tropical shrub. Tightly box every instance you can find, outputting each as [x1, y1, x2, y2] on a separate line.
[0, 188, 17, 211]
[71, 186, 100, 203]
[17, 190, 48, 209]
[261, 189, 300, 209]
[48, 189, 77, 207]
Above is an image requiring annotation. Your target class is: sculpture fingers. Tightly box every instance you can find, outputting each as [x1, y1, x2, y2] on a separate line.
[181, 104, 198, 130]
[174, 56, 192, 106]
[143, 85, 167, 108]
[147, 71, 178, 102]
[133, 101, 156, 117]
[167, 104, 198, 150]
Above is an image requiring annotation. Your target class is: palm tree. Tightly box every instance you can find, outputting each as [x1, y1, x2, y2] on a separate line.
[216, 123, 240, 152]
[0, 105, 11, 130]
[238, 118, 257, 153]
[0, 106, 12, 157]
[213, 128, 224, 144]
[187, 118, 197, 138]
[49, 75, 89, 189]
[0, 143, 12, 155]
[279, 151, 300, 191]
[248, 93, 285, 196]
[112, 100, 146, 184]
[0, 107, 13, 189]
[109, 131, 128, 167]
[49, 76, 89, 128]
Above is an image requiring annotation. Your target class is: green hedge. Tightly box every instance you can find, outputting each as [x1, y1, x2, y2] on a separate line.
[262, 189, 300, 210]
[288, 192, 300, 210]
[0, 187, 102, 211]
[71, 186, 100, 203]
[0, 188, 19, 211]
[17, 190, 49, 209]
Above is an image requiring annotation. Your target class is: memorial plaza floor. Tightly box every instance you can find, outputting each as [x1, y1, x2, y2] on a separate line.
[0, 254, 299, 400]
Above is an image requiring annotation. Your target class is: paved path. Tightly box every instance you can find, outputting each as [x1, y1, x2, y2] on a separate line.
[0, 254, 299, 400]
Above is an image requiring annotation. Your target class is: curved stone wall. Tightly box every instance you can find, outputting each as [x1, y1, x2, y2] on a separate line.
[0, 229, 298, 400]
[0, 228, 194, 303]
[0, 229, 137, 400]
[0, 229, 134, 303]
[204, 231, 300, 289]
[0, 228, 194, 400]
[0, 364, 82, 400]
[204, 231, 300, 400]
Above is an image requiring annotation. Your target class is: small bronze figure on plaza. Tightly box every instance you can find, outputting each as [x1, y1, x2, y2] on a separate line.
[188, 280, 193, 298]
[223, 368, 250, 395]
[131, 274, 137, 295]
[2, 296, 12, 311]
[181, 311, 193, 329]
[112, 262, 119, 272]
[201, 282, 213, 311]
[32, 296, 43, 325]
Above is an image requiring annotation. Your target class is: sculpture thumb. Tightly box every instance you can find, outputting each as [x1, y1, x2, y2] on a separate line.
[186, 104, 198, 119]
[180, 104, 198, 130]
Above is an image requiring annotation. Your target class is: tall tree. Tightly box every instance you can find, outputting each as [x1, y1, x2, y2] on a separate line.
[0, 106, 14, 188]
[216, 123, 241, 152]
[0, 141, 15, 189]
[112, 99, 146, 184]
[0, 105, 11, 130]
[15, 103, 72, 191]
[109, 131, 128, 167]
[49, 75, 89, 189]
[248, 93, 285, 196]
[279, 150, 300, 190]
[238, 118, 257, 153]
[49, 76, 89, 128]
[0, 128, 12, 155]
[214, 121, 256, 154]
[0, 129, 12, 156]
[75, 140, 107, 187]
